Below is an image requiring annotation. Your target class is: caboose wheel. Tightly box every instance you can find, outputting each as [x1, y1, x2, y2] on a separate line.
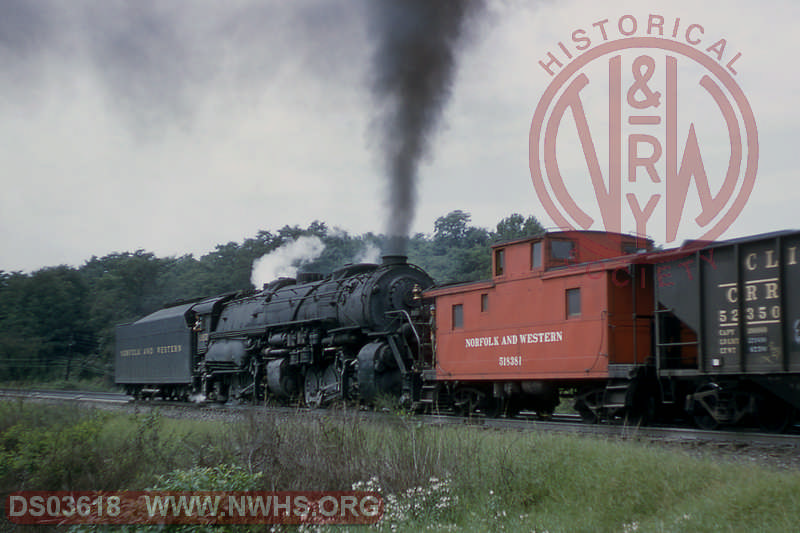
[482, 397, 504, 418]
[452, 387, 482, 417]
[575, 389, 604, 423]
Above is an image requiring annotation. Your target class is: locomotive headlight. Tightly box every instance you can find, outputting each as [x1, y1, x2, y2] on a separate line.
[711, 358, 723, 368]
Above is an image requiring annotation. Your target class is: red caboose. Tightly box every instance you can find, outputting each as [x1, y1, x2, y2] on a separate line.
[423, 231, 654, 417]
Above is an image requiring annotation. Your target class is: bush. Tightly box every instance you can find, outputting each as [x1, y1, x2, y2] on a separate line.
[150, 464, 264, 492]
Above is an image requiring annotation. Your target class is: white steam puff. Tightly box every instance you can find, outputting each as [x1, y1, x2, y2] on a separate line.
[189, 393, 207, 404]
[251, 236, 325, 289]
[355, 243, 382, 264]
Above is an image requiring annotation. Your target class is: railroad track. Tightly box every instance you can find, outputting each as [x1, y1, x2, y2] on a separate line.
[459, 414, 800, 449]
[3, 388, 799, 451]
[0, 387, 132, 404]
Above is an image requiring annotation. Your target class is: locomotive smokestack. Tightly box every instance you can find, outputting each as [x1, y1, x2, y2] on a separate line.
[382, 254, 407, 266]
[366, 0, 484, 243]
[382, 234, 408, 265]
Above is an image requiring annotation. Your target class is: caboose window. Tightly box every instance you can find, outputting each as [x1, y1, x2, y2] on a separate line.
[552, 240, 576, 261]
[566, 288, 581, 317]
[531, 241, 543, 269]
[452, 304, 464, 329]
[495, 249, 505, 276]
[480, 293, 489, 312]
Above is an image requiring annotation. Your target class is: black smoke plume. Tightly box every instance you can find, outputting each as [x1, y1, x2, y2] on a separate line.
[367, 0, 484, 247]
[0, 0, 366, 130]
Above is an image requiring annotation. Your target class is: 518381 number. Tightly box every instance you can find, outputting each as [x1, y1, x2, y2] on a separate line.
[498, 355, 522, 366]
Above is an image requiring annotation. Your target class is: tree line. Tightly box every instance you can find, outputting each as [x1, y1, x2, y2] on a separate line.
[0, 211, 543, 384]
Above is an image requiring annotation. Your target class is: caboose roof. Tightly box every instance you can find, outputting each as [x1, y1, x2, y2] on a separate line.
[489, 229, 652, 250]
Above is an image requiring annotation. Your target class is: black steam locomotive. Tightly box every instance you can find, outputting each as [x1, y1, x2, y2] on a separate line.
[116, 254, 434, 405]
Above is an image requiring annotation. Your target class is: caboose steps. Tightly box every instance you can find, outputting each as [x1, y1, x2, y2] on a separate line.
[602, 379, 633, 410]
[419, 382, 439, 403]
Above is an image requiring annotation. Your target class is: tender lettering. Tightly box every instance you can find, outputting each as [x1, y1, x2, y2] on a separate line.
[120, 345, 183, 357]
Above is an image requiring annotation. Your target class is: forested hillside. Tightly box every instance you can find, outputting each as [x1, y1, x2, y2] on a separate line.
[0, 211, 542, 384]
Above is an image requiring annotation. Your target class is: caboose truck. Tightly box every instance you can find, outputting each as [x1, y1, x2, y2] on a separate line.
[423, 230, 800, 431]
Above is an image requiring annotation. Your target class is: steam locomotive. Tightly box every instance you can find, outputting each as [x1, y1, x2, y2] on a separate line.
[116, 229, 800, 431]
[116, 254, 435, 406]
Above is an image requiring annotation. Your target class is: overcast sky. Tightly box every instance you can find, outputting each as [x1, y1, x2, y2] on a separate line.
[1, 0, 797, 272]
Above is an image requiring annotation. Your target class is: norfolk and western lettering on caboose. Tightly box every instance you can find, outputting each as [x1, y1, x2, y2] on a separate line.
[116, 229, 800, 431]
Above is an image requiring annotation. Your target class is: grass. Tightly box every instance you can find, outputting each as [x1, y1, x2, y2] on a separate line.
[2, 401, 799, 532]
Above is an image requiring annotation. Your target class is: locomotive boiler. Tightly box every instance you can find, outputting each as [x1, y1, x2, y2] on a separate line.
[116, 254, 434, 405]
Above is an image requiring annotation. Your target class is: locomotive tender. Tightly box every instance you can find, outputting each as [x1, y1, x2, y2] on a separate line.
[116, 230, 800, 431]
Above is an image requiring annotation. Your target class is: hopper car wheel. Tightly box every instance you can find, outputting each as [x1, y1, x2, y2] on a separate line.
[692, 383, 720, 431]
[755, 393, 794, 433]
